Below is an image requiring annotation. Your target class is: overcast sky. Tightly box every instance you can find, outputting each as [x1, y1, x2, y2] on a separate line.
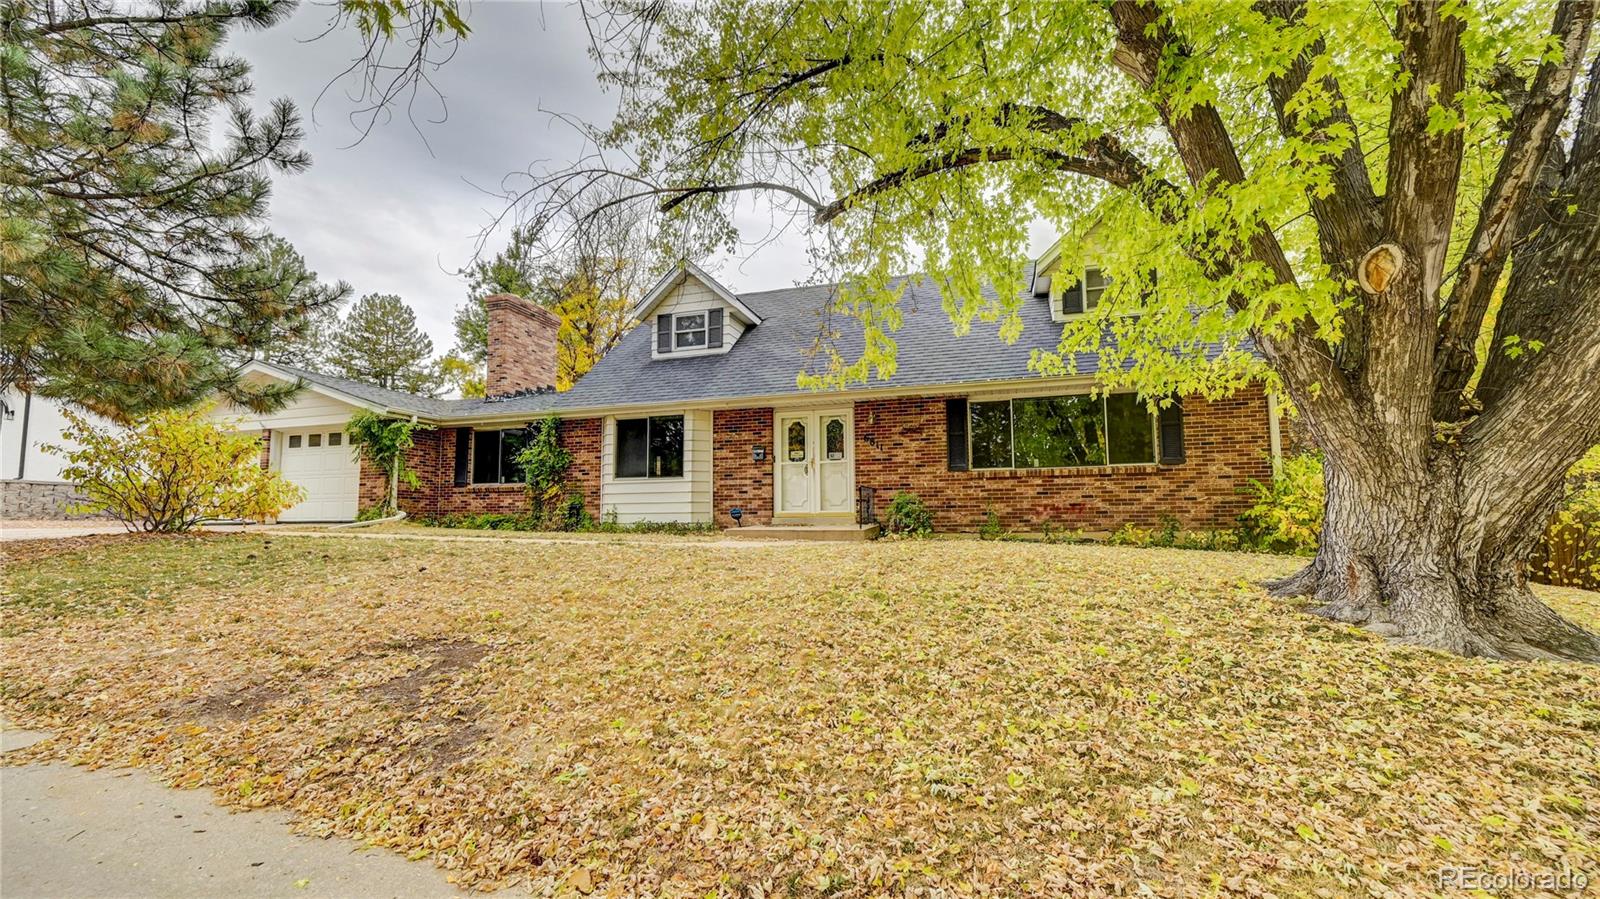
[231, 1, 1054, 353]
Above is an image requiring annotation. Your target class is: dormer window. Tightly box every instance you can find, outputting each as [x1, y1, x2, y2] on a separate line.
[1057, 267, 1111, 317]
[674, 312, 708, 349]
[656, 308, 725, 355]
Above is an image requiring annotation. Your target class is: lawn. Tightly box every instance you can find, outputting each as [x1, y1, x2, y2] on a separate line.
[3, 533, 1597, 897]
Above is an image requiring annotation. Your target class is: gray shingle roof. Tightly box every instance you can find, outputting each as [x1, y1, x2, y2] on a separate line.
[267, 267, 1237, 422]
[262, 361, 557, 419]
[552, 267, 1105, 412]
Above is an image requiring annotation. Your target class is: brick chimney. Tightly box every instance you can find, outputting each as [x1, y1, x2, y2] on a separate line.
[484, 293, 559, 396]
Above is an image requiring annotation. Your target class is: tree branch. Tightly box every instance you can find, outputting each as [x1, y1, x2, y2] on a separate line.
[659, 180, 823, 214]
[1432, 0, 1596, 421]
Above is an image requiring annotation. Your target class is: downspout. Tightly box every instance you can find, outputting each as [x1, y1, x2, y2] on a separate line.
[16, 391, 32, 480]
[1266, 392, 1283, 480]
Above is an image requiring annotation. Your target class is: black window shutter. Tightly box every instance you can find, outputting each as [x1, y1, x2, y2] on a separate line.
[1061, 280, 1084, 315]
[946, 398, 970, 471]
[1158, 401, 1186, 464]
[453, 428, 471, 486]
[657, 314, 671, 352]
[707, 308, 724, 348]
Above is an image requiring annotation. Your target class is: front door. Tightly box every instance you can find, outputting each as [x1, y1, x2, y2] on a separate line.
[775, 409, 853, 516]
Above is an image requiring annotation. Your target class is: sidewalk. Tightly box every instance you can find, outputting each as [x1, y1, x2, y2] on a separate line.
[1, 727, 486, 898]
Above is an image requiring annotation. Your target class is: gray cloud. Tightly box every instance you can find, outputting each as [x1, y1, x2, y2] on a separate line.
[230, 1, 1055, 352]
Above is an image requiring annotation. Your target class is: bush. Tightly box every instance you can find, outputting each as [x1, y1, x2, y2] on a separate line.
[883, 491, 933, 537]
[1530, 446, 1600, 588]
[1239, 452, 1325, 554]
[47, 406, 303, 532]
[417, 510, 715, 536]
[978, 506, 1005, 540]
[345, 411, 422, 515]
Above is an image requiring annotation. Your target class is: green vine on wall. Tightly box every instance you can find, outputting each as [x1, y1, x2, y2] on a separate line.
[516, 415, 572, 523]
[346, 411, 423, 515]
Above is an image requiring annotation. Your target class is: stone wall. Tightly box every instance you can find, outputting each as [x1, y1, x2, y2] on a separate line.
[1, 480, 107, 520]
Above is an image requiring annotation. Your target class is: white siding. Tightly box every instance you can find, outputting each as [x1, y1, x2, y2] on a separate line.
[599, 409, 713, 523]
[650, 280, 747, 358]
[208, 374, 363, 432]
[0, 389, 107, 483]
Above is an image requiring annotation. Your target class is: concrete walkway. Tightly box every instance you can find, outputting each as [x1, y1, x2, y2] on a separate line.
[1, 727, 485, 898]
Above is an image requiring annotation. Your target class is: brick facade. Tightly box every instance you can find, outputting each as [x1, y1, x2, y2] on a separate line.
[711, 407, 775, 527]
[328, 390, 1268, 532]
[485, 294, 559, 397]
[852, 387, 1273, 532]
[355, 419, 603, 521]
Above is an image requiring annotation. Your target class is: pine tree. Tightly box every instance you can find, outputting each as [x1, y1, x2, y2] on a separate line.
[1, 0, 311, 420]
[255, 236, 350, 372]
[331, 293, 441, 395]
[0, 0, 466, 420]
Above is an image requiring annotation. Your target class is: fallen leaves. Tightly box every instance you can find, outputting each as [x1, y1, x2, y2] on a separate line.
[2, 533, 1598, 897]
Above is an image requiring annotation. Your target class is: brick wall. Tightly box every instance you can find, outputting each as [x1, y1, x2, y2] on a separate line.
[852, 387, 1273, 532]
[711, 407, 775, 526]
[558, 417, 603, 522]
[360, 419, 603, 521]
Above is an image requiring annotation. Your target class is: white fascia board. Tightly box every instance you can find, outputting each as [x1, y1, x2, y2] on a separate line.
[629, 261, 765, 327]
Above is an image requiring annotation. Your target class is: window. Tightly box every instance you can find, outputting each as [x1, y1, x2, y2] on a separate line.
[674, 312, 707, 349]
[328, 432, 342, 447]
[825, 418, 845, 461]
[1057, 267, 1111, 317]
[471, 427, 530, 484]
[309, 433, 322, 448]
[287, 434, 302, 449]
[969, 393, 1155, 469]
[615, 415, 684, 478]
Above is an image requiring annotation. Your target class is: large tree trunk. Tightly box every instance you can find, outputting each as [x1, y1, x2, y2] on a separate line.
[1268, 444, 1600, 663]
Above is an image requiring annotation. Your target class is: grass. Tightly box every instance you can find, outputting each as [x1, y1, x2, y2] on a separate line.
[3, 533, 1597, 896]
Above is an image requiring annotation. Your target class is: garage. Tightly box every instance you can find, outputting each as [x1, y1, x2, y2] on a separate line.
[276, 427, 359, 522]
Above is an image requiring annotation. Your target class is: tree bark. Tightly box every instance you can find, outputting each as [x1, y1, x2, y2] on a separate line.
[1268, 443, 1600, 663]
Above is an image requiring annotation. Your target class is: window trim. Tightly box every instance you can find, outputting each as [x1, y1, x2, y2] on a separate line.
[672, 312, 708, 350]
[612, 414, 687, 480]
[1050, 265, 1111, 322]
[967, 391, 1159, 471]
[470, 427, 530, 486]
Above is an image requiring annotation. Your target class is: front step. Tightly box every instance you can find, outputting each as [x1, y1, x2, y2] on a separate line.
[722, 523, 881, 542]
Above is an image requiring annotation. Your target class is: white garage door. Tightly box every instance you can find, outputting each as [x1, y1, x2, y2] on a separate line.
[277, 428, 359, 522]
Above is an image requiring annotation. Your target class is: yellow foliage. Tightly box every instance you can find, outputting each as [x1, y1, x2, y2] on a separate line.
[47, 405, 303, 531]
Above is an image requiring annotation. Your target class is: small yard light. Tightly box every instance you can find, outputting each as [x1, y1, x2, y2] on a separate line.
[730, 507, 743, 527]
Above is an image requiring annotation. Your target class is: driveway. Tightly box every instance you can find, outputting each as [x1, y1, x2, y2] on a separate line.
[1, 727, 481, 898]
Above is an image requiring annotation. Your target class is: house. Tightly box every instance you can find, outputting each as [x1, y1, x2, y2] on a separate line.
[0, 389, 108, 520]
[217, 257, 1284, 531]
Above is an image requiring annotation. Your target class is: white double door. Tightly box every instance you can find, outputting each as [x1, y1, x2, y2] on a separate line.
[776, 409, 854, 516]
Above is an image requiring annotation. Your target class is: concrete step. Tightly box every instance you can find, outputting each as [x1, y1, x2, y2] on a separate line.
[722, 523, 881, 542]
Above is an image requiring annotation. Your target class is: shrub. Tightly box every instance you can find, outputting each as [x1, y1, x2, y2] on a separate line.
[978, 506, 1005, 540]
[883, 491, 933, 537]
[1239, 452, 1325, 553]
[47, 406, 302, 532]
[1530, 446, 1600, 588]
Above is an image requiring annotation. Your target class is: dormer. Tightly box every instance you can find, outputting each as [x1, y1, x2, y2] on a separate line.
[1031, 227, 1114, 324]
[632, 261, 763, 359]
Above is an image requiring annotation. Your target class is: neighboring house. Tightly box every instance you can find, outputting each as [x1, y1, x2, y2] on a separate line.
[216, 256, 1284, 530]
[0, 389, 105, 519]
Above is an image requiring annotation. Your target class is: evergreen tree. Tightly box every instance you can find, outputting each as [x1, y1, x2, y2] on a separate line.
[0, 0, 466, 421]
[254, 236, 350, 372]
[331, 293, 441, 395]
[1, 0, 311, 420]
